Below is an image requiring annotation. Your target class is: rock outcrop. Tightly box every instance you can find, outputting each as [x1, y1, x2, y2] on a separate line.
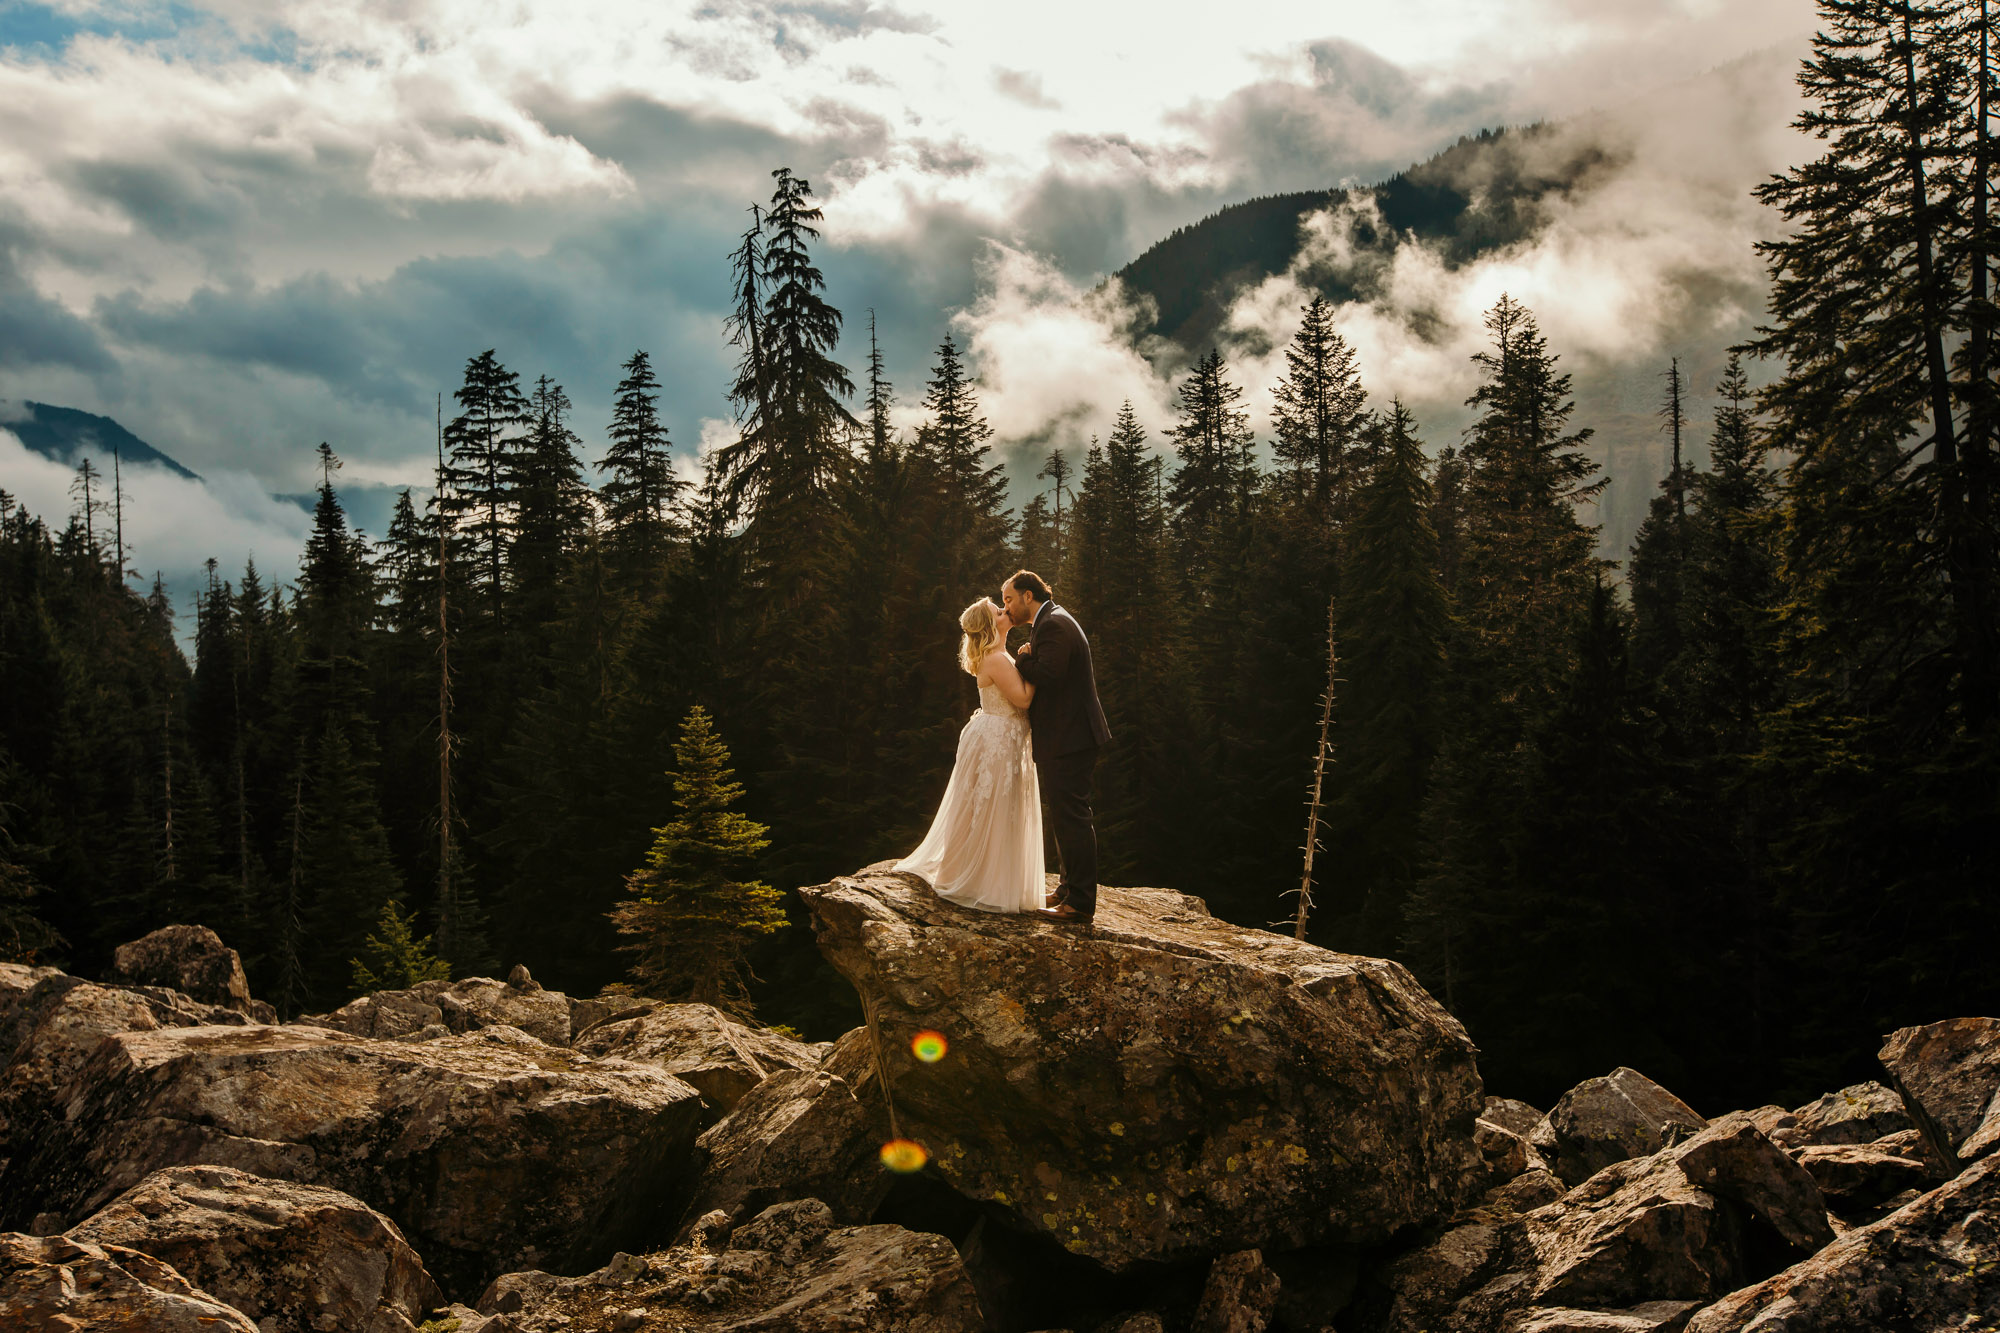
[0, 1231, 260, 1331]
[796, 865, 1484, 1269]
[574, 1001, 830, 1114]
[309, 972, 572, 1045]
[1534, 1068, 1709, 1187]
[108, 925, 275, 1022]
[67, 1164, 442, 1333]
[1770, 1080, 1908, 1148]
[1378, 1113, 1830, 1333]
[681, 1027, 894, 1230]
[1879, 1016, 2000, 1164]
[1684, 1151, 2000, 1331]
[474, 1198, 986, 1332]
[0, 1021, 706, 1295]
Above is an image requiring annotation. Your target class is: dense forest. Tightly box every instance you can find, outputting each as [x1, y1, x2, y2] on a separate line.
[3, 3, 1997, 1116]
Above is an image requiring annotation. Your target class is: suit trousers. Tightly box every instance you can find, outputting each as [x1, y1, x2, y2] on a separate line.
[1037, 747, 1100, 916]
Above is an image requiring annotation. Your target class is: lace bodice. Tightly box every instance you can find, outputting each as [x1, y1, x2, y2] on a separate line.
[979, 678, 1025, 718]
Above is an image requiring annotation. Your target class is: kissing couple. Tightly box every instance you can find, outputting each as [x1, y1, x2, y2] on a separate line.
[895, 570, 1112, 925]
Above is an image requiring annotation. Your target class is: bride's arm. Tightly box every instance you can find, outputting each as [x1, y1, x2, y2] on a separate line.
[984, 650, 1035, 709]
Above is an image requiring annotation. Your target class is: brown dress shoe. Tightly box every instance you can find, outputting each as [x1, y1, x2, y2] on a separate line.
[1034, 903, 1094, 925]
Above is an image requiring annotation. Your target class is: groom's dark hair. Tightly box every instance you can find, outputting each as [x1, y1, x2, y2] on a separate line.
[1008, 569, 1052, 602]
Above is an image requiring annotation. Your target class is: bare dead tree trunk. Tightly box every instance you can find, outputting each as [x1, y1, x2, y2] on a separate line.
[436, 394, 460, 969]
[1291, 598, 1339, 941]
[160, 691, 176, 883]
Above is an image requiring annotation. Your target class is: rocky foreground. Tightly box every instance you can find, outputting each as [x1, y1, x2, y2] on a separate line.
[1, 868, 1996, 1332]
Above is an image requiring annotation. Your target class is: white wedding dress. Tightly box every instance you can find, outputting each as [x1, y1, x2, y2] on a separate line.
[895, 674, 1045, 912]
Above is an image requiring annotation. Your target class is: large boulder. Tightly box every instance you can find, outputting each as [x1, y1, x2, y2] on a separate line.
[310, 971, 572, 1046]
[108, 925, 274, 1021]
[0, 1231, 260, 1331]
[0, 971, 260, 1195]
[1190, 1249, 1282, 1333]
[1377, 1114, 1830, 1333]
[681, 1027, 894, 1231]
[0, 1021, 706, 1295]
[475, 1198, 985, 1333]
[1793, 1142, 1932, 1218]
[1879, 1017, 2000, 1163]
[67, 1164, 442, 1333]
[1771, 1080, 1908, 1149]
[797, 867, 1483, 1270]
[1685, 1151, 2000, 1331]
[1536, 1068, 1708, 1186]
[574, 1002, 830, 1114]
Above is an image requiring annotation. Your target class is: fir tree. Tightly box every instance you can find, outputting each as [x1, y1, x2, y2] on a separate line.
[600, 350, 682, 593]
[351, 897, 451, 992]
[441, 350, 530, 625]
[915, 333, 1010, 598]
[1331, 401, 1446, 952]
[1270, 296, 1368, 511]
[609, 706, 785, 1014]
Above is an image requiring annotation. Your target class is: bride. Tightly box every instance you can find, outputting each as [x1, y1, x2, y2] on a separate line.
[895, 597, 1045, 912]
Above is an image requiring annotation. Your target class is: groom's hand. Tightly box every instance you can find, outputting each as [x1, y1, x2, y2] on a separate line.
[1018, 642, 1033, 654]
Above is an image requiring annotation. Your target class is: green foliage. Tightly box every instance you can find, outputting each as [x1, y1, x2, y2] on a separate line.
[351, 897, 451, 993]
[609, 707, 785, 1015]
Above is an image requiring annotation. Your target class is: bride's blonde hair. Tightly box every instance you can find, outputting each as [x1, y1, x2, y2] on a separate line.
[958, 598, 1003, 676]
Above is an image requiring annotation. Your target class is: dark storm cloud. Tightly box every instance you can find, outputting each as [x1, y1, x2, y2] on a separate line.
[0, 239, 114, 372]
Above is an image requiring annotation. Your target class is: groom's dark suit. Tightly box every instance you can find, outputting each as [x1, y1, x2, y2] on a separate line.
[1015, 601, 1111, 916]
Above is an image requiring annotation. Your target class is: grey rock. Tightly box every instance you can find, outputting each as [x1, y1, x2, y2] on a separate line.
[680, 1027, 894, 1232]
[67, 1164, 441, 1333]
[1685, 1151, 2000, 1331]
[1794, 1142, 1934, 1215]
[573, 1002, 828, 1114]
[109, 925, 274, 1021]
[1473, 1115, 1537, 1193]
[1481, 1096, 1546, 1137]
[1879, 1016, 2000, 1163]
[798, 865, 1483, 1268]
[1542, 1067, 1708, 1186]
[475, 1197, 985, 1332]
[312, 975, 571, 1047]
[1515, 1302, 1701, 1333]
[1774, 1081, 1908, 1148]
[0, 1021, 706, 1297]
[0, 1230, 260, 1331]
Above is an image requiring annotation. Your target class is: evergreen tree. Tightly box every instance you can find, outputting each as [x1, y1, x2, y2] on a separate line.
[513, 375, 591, 634]
[1270, 296, 1368, 511]
[441, 350, 530, 626]
[915, 333, 1010, 599]
[1630, 359, 1696, 678]
[1330, 402, 1446, 952]
[351, 897, 451, 992]
[1753, 0, 2000, 724]
[609, 706, 785, 1014]
[600, 350, 682, 593]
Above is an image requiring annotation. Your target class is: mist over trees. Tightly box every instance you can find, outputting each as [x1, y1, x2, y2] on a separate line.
[4, 3, 1998, 1113]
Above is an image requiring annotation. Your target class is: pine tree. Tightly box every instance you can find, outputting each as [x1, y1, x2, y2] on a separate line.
[1753, 0, 2000, 724]
[609, 706, 785, 1014]
[1270, 296, 1368, 511]
[714, 169, 858, 524]
[600, 350, 682, 593]
[1630, 359, 1697, 679]
[1331, 401, 1446, 952]
[512, 375, 592, 651]
[351, 897, 451, 992]
[441, 350, 530, 626]
[915, 333, 1011, 598]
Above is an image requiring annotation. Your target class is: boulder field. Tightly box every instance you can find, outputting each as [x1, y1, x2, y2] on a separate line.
[0, 871, 1995, 1332]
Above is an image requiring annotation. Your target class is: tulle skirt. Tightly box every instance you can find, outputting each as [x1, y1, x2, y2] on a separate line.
[895, 710, 1044, 913]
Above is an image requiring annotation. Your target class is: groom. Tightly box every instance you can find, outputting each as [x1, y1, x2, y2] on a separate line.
[1000, 570, 1111, 925]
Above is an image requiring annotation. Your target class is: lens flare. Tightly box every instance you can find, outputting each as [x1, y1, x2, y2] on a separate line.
[910, 1030, 948, 1063]
[880, 1139, 929, 1173]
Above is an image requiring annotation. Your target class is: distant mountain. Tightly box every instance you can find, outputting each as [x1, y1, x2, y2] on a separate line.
[2, 400, 202, 481]
[1115, 125, 1619, 357]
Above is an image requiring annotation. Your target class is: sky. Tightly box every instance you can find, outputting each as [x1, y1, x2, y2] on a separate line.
[0, 0, 1819, 610]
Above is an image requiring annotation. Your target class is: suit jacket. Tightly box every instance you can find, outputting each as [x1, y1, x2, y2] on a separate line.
[1015, 601, 1112, 763]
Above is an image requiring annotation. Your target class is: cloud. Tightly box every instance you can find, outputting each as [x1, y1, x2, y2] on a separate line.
[993, 67, 1058, 111]
[0, 425, 312, 621]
